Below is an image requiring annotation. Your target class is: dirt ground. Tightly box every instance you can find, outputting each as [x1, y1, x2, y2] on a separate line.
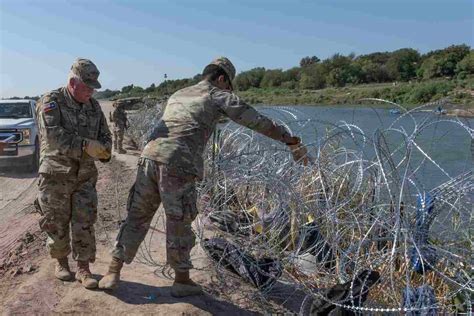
[0, 101, 260, 315]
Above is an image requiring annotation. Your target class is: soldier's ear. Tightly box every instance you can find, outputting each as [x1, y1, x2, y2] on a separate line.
[69, 77, 77, 88]
[218, 75, 226, 84]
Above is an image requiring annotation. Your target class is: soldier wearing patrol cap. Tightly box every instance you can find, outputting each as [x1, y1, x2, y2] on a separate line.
[35, 58, 112, 289]
[110, 100, 129, 154]
[99, 56, 308, 296]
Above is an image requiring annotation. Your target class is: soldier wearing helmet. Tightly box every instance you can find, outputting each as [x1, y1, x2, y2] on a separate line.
[99, 57, 308, 296]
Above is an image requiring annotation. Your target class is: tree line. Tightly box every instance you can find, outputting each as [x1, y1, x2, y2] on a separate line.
[95, 44, 473, 100]
[235, 44, 473, 91]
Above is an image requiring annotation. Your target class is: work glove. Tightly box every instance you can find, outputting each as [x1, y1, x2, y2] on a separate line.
[286, 136, 310, 166]
[83, 139, 111, 160]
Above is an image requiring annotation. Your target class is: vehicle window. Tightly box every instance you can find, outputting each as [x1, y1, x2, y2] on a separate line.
[0, 103, 32, 118]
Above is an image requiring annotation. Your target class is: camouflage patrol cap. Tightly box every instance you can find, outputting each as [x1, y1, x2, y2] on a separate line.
[203, 56, 236, 81]
[71, 58, 101, 89]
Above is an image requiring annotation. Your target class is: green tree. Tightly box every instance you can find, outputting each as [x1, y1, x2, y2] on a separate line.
[130, 85, 144, 94]
[299, 63, 328, 89]
[324, 53, 360, 86]
[234, 67, 266, 90]
[386, 48, 420, 81]
[283, 67, 300, 82]
[260, 69, 285, 88]
[145, 83, 156, 93]
[355, 52, 392, 83]
[417, 56, 439, 80]
[121, 84, 134, 93]
[280, 67, 301, 90]
[455, 51, 474, 79]
[300, 56, 320, 67]
[418, 44, 470, 79]
[355, 59, 390, 83]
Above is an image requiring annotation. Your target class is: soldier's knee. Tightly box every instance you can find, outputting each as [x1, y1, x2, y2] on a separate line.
[164, 202, 197, 224]
[166, 217, 196, 249]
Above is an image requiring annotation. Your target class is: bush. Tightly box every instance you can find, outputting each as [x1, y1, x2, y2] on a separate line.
[281, 81, 297, 89]
[408, 82, 454, 103]
[455, 52, 474, 79]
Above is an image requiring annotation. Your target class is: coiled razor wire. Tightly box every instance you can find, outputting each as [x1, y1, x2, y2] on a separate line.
[125, 99, 473, 314]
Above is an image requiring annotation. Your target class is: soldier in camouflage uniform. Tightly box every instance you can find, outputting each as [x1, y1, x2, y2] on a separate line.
[36, 58, 112, 289]
[110, 100, 128, 154]
[99, 57, 308, 296]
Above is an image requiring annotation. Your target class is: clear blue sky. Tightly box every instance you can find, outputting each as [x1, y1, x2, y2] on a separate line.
[1, 0, 472, 97]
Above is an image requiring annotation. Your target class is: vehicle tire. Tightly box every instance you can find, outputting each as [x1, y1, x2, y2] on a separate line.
[28, 140, 40, 173]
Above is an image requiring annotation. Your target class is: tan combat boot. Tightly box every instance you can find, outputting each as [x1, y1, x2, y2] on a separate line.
[171, 270, 203, 297]
[75, 261, 98, 289]
[98, 257, 123, 290]
[55, 257, 73, 281]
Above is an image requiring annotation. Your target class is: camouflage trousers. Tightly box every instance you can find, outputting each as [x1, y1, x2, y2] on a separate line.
[113, 126, 125, 150]
[37, 172, 98, 262]
[112, 158, 198, 272]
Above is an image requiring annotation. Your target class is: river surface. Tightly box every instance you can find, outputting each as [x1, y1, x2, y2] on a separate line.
[260, 105, 473, 190]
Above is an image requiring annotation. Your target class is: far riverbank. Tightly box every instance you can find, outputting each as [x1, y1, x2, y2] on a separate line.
[103, 78, 474, 117]
[236, 79, 474, 117]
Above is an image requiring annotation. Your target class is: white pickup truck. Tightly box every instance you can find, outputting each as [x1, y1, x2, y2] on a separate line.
[0, 99, 40, 172]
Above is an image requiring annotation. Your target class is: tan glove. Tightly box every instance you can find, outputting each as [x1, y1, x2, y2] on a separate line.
[84, 139, 111, 160]
[289, 143, 309, 166]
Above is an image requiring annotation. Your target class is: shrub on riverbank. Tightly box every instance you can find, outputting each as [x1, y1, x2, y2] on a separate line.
[237, 77, 473, 108]
[103, 77, 473, 109]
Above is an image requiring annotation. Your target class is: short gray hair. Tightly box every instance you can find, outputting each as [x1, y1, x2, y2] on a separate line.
[67, 71, 82, 85]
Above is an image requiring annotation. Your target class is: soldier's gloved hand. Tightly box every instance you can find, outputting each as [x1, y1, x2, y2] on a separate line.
[286, 137, 310, 166]
[83, 139, 111, 160]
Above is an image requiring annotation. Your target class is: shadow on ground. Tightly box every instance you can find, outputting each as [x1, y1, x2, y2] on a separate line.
[105, 278, 259, 315]
[0, 166, 37, 179]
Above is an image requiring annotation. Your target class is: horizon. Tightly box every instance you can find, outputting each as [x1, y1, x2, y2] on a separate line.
[1, 0, 473, 98]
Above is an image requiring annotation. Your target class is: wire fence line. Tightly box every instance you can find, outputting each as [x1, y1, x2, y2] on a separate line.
[124, 99, 473, 314]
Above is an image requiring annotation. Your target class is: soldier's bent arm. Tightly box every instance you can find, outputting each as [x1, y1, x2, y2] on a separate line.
[212, 89, 294, 144]
[97, 110, 113, 155]
[37, 95, 84, 159]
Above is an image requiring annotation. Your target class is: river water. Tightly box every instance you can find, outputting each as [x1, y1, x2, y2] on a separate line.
[260, 105, 473, 190]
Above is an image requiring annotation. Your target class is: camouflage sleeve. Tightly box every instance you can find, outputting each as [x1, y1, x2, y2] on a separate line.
[212, 89, 294, 144]
[37, 94, 84, 159]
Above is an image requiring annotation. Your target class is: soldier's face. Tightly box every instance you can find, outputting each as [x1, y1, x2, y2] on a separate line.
[69, 78, 95, 103]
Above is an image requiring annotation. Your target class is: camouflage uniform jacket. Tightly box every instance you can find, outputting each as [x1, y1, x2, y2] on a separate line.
[141, 80, 294, 179]
[37, 87, 112, 176]
[111, 105, 128, 128]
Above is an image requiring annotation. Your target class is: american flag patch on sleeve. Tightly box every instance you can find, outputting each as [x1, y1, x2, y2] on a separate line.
[43, 101, 57, 113]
